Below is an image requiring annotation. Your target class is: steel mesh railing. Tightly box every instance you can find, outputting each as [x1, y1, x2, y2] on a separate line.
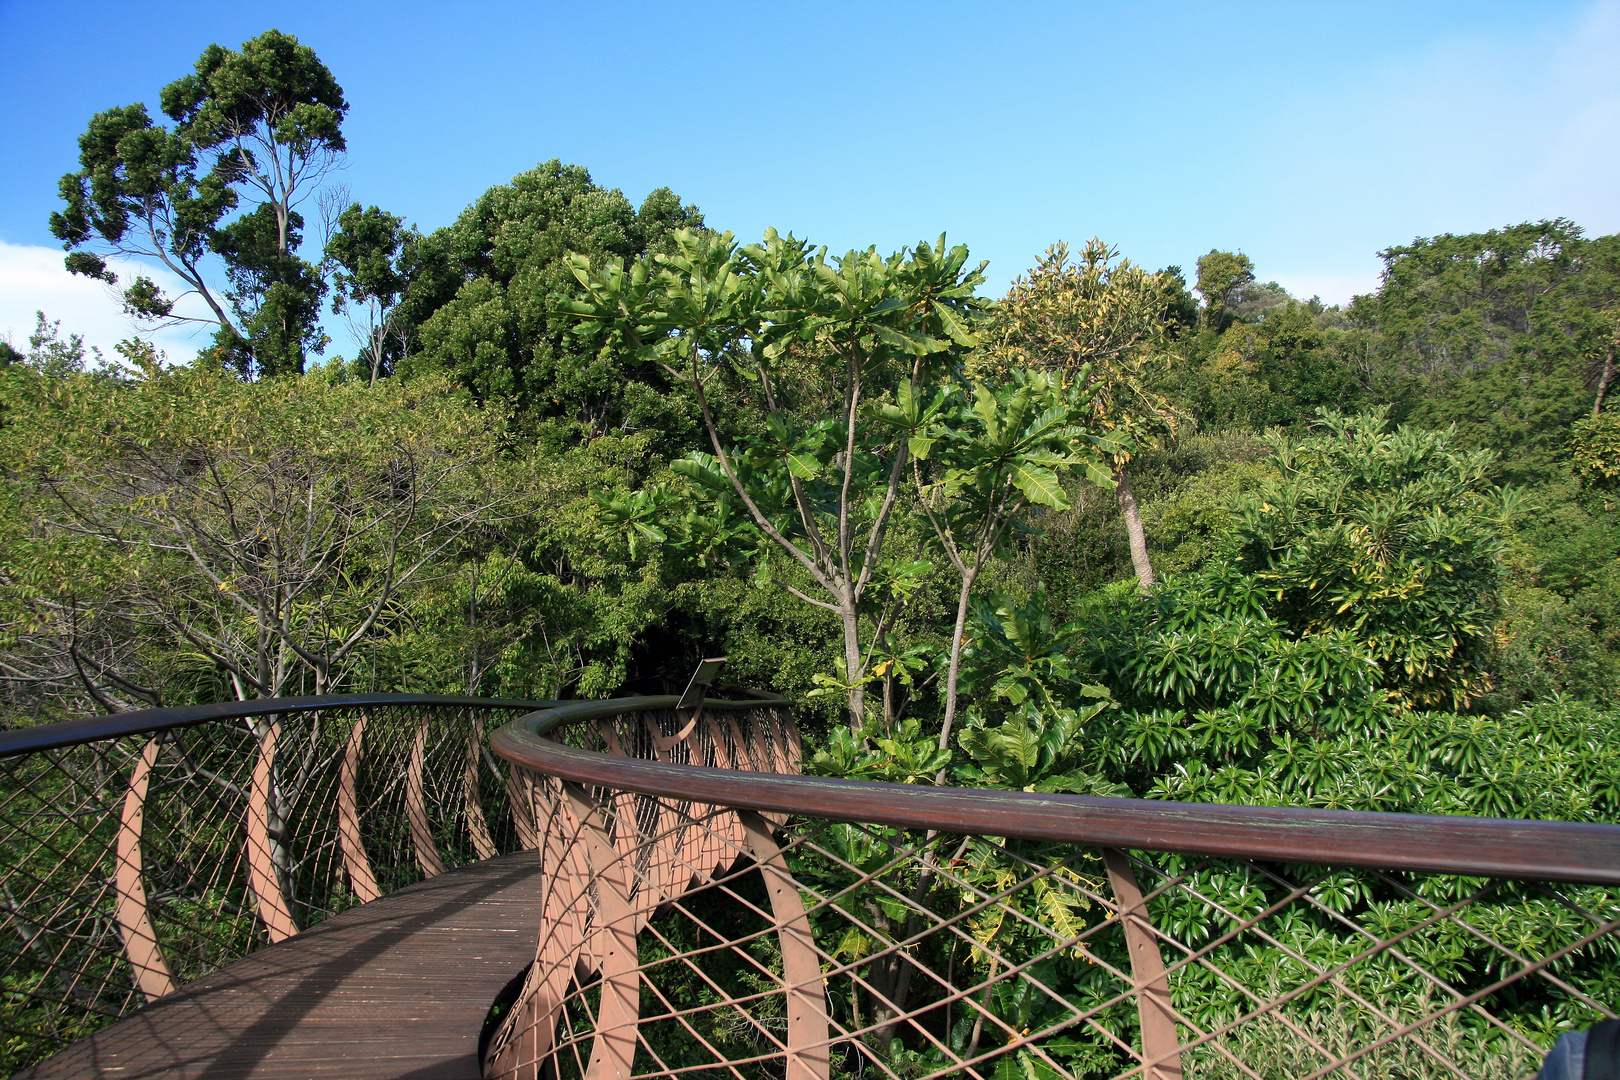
[486, 698, 1620, 1080]
[0, 694, 552, 1073]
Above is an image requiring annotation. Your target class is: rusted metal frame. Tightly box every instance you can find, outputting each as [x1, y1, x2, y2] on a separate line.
[786, 824, 1099, 1003]
[0, 896, 118, 1013]
[3, 770, 153, 1011]
[113, 735, 178, 1001]
[526, 695, 793, 739]
[1089, 855, 1349, 1079]
[596, 720, 665, 922]
[623, 962, 760, 1080]
[1523, 883, 1620, 1019]
[700, 716, 750, 873]
[795, 833, 1295, 1080]
[261, 714, 350, 928]
[1295, 913, 1620, 1080]
[504, 788, 591, 1079]
[1271, 871, 1557, 1066]
[1367, 866, 1620, 1018]
[5, 773, 131, 917]
[513, 701, 1610, 1078]
[623, 845, 793, 994]
[1337, 869, 1620, 1042]
[674, 720, 724, 892]
[1164, 857, 1535, 1078]
[636, 843, 819, 1035]
[642, 711, 707, 907]
[490, 724, 1620, 885]
[1140, 876, 1507, 1076]
[593, 804, 830, 1069]
[487, 777, 591, 1080]
[1114, 859, 1441, 1079]
[498, 718, 1613, 1075]
[797, 825, 1117, 992]
[1270, 893, 1492, 1080]
[630, 902, 805, 1059]
[14, 808, 131, 923]
[1533, 878, 1620, 935]
[5, 827, 124, 945]
[464, 717, 499, 860]
[507, 764, 539, 849]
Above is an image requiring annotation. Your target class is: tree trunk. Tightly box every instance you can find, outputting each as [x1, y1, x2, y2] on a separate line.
[1116, 462, 1155, 588]
[1595, 343, 1615, 416]
[843, 604, 866, 736]
[933, 573, 975, 782]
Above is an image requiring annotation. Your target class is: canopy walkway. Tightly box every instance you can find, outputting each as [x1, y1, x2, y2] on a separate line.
[3, 693, 1617, 1080]
[15, 852, 542, 1079]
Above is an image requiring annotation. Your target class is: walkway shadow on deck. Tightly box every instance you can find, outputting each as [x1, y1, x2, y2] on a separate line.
[20, 851, 545, 1080]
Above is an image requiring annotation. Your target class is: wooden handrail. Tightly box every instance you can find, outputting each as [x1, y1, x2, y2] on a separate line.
[491, 697, 1620, 886]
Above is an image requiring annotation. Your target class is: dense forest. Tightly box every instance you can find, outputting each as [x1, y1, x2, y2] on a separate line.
[4, 30, 1618, 819]
[3, 30, 1618, 1072]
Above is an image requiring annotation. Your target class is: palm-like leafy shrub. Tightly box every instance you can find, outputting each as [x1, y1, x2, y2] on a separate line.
[1229, 408, 1508, 708]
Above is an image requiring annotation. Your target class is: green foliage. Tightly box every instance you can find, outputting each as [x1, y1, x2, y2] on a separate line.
[562, 226, 987, 725]
[1194, 249, 1255, 330]
[1231, 409, 1508, 707]
[21, 312, 106, 379]
[325, 203, 412, 383]
[1357, 219, 1617, 378]
[1568, 411, 1620, 492]
[1182, 301, 1371, 428]
[51, 29, 348, 377]
[400, 160, 704, 444]
[1353, 221, 1620, 484]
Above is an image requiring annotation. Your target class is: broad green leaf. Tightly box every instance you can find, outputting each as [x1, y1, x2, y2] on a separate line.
[784, 450, 824, 479]
[932, 301, 980, 347]
[672, 456, 730, 492]
[1009, 461, 1069, 509]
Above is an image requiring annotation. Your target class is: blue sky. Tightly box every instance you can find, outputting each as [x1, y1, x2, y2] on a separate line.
[2, 0, 1616, 362]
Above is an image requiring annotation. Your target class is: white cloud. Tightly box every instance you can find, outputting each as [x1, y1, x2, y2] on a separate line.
[0, 241, 215, 364]
[1249, 0, 1620, 307]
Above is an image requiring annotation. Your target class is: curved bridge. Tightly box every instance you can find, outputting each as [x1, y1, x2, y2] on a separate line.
[3, 694, 1618, 1080]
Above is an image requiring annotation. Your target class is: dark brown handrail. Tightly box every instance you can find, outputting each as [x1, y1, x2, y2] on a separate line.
[491, 697, 1620, 885]
[527, 694, 793, 735]
[0, 692, 561, 758]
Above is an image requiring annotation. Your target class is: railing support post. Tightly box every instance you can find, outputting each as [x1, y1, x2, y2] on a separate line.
[739, 809, 832, 1080]
[564, 779, 641, 1080]
[246, 719, 300, 942]
[408, 716, 447, 878]
[114, 736, 176, 1000]
[338, 713, 382, 902]
[1102, 847, 1183, 1080]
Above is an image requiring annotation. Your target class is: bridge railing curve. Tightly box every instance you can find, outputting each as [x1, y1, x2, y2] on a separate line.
[0, 693, 554, 1072]
[488, 696, 1620, 1080]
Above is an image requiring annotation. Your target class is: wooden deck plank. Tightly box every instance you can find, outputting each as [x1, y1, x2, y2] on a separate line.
[18, 851, 543, 1080]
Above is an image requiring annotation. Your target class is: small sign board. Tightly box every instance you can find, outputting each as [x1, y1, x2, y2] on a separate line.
[677, 657, 727, 710]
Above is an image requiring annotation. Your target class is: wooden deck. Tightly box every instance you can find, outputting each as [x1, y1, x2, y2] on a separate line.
[18, 851, 544, 1079]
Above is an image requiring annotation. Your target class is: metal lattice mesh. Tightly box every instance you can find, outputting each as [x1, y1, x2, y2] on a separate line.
[487, 706, 1619, 1080]
[0, 700, 540, 1072]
